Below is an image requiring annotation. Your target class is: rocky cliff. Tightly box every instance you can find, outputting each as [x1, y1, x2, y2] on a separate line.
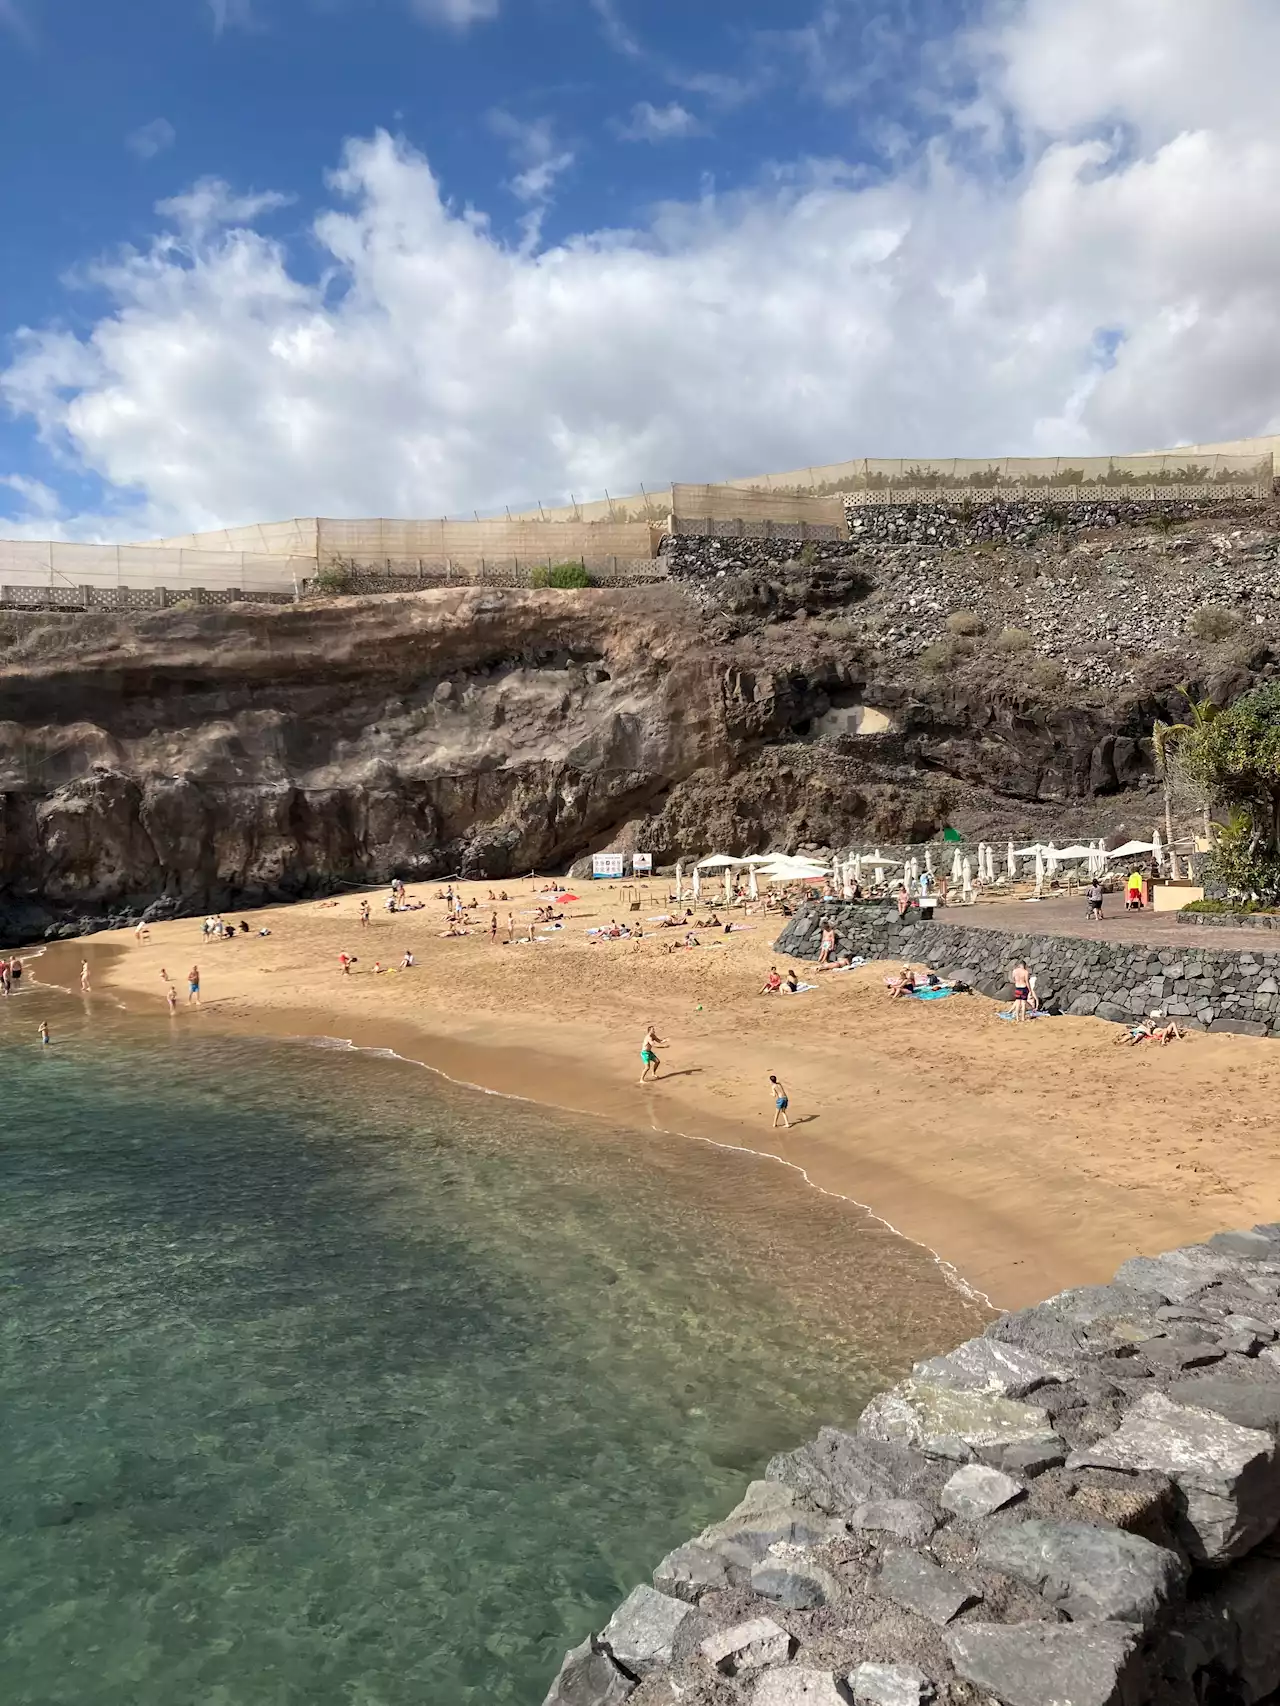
[1, 506, 1275, 942]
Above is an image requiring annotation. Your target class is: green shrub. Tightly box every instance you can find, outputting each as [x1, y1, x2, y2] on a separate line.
[798, 542, 819, 567]
[312, 564, 354, 596]
[1181, 897, 1280, 914]
[1187, 605, 1242, 643]
[994, 626, 1033, 653]
[946, 610, 984, 636]
[531, 561, 590, 589]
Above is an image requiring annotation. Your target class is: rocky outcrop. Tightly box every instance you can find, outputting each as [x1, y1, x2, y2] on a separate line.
[543, 1226, 1280, 1706]
[4, 501, 1280, 943]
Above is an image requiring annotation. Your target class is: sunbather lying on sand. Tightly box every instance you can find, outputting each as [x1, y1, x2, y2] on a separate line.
[1118, 1012, 1184, 1046]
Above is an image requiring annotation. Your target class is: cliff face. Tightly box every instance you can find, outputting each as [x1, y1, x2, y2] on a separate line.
[0, 545, 1251, 942]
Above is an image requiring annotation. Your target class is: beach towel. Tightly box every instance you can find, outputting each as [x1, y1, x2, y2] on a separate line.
[826, 957, 867, 972]
[997, 1008, 1053, 1021]
[780, 983, 817, 994]
[909, 986, 955, 1001]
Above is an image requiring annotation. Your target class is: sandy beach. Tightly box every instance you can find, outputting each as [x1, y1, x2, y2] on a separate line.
[41, 877, 1280, 1311]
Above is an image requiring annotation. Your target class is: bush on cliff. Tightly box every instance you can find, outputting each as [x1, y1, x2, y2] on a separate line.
[1188, 605, 1243, 643]
[1180, 683, 1280, 859]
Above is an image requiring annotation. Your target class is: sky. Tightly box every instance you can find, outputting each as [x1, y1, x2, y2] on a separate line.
[1, 0, 1279, 539]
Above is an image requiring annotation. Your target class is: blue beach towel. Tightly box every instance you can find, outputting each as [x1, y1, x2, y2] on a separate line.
[909, 986, 955, 1001]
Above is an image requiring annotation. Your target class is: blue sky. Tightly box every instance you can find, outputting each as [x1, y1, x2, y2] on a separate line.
[1, 0, 1277, 536]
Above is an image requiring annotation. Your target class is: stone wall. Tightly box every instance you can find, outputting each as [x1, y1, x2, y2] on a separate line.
[770, 903, 1280, 1038]
[544, 1227, 1280, 1706]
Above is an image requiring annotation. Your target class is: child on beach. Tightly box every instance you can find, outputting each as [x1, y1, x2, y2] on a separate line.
[639, 1025, 667, 1084]
[768, 1074, 790, 1128]
[166, 986, 178, 1015]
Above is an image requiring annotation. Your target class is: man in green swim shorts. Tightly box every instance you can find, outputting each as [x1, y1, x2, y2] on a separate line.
[639, 1024, 667, 1084]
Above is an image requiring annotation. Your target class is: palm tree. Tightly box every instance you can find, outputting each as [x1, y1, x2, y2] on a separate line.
[1153, 688, 1220, 845]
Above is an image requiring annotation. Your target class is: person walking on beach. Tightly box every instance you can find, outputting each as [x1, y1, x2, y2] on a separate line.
[187, 964, 201, 1005]
[166, 984, 178, 1015]
[769, 1074, 791, 1129]
[80, 959, 91, 993]
[506, 911, 515, 942]
[639, 1024, 667, 1084]
[1087, 879, 1104, 921]
[360, 900, 370, 929]
[490, 911, 498, 944]
[38, 1020, 50, 1046]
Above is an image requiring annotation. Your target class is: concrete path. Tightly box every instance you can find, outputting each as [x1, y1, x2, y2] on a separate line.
[938, 895, 1275, 954]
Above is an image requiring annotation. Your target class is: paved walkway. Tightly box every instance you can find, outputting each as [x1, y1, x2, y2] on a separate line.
[936, 895, 1278, 954]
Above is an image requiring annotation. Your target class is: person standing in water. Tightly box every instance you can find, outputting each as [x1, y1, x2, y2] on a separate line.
[80, 959, 91, 993]
[768, 1074, 791, 1129]
[38, 1020, 50, 1046]
[188, 964, 201, 1005]
[639, 1024, 667, 1084]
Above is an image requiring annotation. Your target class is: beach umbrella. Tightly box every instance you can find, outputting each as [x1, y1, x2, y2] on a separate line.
[674, 859, 684, 902]
[748, 866, 759, 901]
[1168, 848, 1180, 882]
[1006, 841, 1017, 880]
[1034, 847, 1045, 894]
[985, 845, 996, 884]
[692, 866, 701, 901]
[1045, 844, 1060, 878]
[696, 853, 739, 870]
[961, 856, 973, 899]
[909, 856, 919, 884]
[723, 867, 732, 905]
[1107, 840, 1155, 860]
[925, 848, 934, 875]
[852, 853, 862, 885]
[1152, 828, 1163, 873]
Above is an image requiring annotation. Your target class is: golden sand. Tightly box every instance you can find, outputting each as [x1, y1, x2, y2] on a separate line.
[49, 876, 1280, 1309]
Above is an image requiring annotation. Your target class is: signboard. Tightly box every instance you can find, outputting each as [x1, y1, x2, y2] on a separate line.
[631, 853, 653, 875]
[592, 853, 625, 880]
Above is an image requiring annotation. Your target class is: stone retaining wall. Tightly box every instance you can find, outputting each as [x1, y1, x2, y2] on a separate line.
[544, 1227, 1280, 1706]
[1176, 912, 1280, 933]
[771, 904, 1280, 1038]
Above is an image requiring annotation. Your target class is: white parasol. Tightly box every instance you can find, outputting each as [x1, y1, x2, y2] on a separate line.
[1034, 847, 1045, 894]
[1007, 840, 1017, 880]
[951, 849, 963, 884]
[674, 859, 684, 903]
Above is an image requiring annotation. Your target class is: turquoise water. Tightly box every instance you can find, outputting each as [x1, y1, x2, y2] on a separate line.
[0, 986, 986, 1705]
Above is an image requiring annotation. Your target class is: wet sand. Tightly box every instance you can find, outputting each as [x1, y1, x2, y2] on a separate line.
[46, 877, 1280, 1310]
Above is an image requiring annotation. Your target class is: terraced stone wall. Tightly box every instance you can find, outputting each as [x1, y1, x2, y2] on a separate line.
[773, 905, 1280, 1039]
[544, 1228, 1280, 1706]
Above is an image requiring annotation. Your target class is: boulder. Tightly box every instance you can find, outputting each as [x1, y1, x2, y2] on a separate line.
[946, 1621, 1140, 1706]
[877, 1549, 980, 1626]
[1068, 1389, 1280, 1562]
[848, 1499, 938, 1547]
[768, 1430, 936, 1513]
[702, 1479, 847, 1555]
[977, 1518, 1185, 1626]
[1209, 1229, 1280, 1261]
[751, 1667, 850, 1705]
[1114, 1246, 1242, 1304]
[542, 1637, 636, 1706]
[652, 1540, 744, 1602]
[858, 1380, 1053, 1460]
[940, 1464, 1025, 1520]
[751, 1557, 844, 1611]
[599, 1586, 710, 1678]
[847, 1662, 935, 1705]
[1186, 1552, 1280, 1704]
[912, 1337, 1071, 1400]
[993, 1436, 1068, 1478]
[1163, 1376, 1280, 1435]
[700, 1616, 794, 1678]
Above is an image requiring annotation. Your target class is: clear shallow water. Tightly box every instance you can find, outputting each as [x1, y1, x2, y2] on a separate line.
[0, 988, 986, 1705]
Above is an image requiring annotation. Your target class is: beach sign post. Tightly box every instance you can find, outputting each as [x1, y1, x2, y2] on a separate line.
[592, 853, 625, 880]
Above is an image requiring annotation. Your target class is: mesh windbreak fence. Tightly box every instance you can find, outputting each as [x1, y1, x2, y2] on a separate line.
[0, 540, 311, 591]
[316, 517, 660, 566]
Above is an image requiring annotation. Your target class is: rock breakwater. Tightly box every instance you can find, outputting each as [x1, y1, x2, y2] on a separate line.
[544, 1227, 1280, 1705]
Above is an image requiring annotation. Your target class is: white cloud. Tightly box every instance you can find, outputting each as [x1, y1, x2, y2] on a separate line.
[126, 118, 177, 161]
[208, 0, 254, 34]
[487, 111, 574, 239]
[4, 1, 1280, 536]
[409, 0, 499, 25]
[615, 102, 701, 143]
